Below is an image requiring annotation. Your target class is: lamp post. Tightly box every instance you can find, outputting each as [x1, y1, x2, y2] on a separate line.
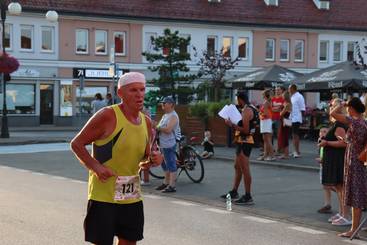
[0, 1, 58, 138]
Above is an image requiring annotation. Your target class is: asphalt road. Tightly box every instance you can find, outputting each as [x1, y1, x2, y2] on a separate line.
[0, 143, 366, 244]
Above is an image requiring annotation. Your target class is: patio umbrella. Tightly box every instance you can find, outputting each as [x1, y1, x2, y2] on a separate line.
[231, 64, 302, 90]
[296, 61, 367, 92]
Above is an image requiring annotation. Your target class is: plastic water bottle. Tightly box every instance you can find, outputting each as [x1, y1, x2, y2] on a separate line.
[226, 193, 232, 211]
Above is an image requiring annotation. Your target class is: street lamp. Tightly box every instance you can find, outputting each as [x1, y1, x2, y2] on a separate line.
[0, 2, 58, 138]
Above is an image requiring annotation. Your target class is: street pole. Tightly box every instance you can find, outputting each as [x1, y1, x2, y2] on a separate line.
[79, 75, 84, 128]
[1, 0, 9, 138]
[110, 46, 116, 104]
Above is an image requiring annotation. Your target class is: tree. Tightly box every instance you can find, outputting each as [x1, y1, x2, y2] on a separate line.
[142, 29, 196, 101]
[195, 47, 239, 101]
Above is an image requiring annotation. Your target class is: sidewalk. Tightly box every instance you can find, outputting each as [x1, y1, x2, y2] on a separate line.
[212, 140, 320, 171]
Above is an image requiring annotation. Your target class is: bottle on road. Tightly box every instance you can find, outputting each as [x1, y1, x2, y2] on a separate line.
[226, 193, 232, 211]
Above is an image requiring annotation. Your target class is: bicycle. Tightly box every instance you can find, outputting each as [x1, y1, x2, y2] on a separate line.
[149, 135, 205, 183]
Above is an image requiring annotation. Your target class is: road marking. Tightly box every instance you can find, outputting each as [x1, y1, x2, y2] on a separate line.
[343, 239, 367, 244]
[15, 168, 30, 173]
[242, 216, 277, 224]
[70, 180, 87, 184]
[288, 226, 326, 235]
[51, 176, 68, 180]
[143, 194, 163, 200]
[205, 208, 231, 214]
[171, 200, 198, 206]
[32, 172, 45, 176]
[0, 143, 91, 154]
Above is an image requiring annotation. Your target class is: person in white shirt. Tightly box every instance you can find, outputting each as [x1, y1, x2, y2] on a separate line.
[289, 84, 305, 158]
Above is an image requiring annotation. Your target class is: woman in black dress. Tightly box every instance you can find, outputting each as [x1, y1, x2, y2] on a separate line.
[318, 98, 348, 224]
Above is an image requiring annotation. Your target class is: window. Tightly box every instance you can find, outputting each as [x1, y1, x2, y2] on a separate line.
[179, 34, 190, 55]
[145, 32, 157, 52]
[238, 37, 248, 59]
[207, 36, 217, 57]
[95, 30, 107, 55]
[76, 86, 108, 114]
[265, 39, 275, 61]
[0, 84, 35, 114]
[41, 26, 54, 52]
[319, 41, 329, 62]
[76, 29, 88, 54]
[114, 32, 125, 56]
[60, 82, 72, 117]
[280, 39, 290, 61]
[20, 25, 33, 51]
[347, 41, 355, 61]
[222, 37, 233, 58]
[4, 24, 12, 50]
[333, 41, 343, 62]
[294, 40, 304, 62]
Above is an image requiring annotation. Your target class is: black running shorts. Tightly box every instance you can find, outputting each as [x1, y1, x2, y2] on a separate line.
[84, 200, 144, 245]
[235, 143, 252, 157]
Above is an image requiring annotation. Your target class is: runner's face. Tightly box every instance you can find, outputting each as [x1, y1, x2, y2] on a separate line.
[120, 83, 145, 111]
[276, 88, 282, 96]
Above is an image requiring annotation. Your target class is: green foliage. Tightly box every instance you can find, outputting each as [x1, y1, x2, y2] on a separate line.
[207, 100, 230, 117]
[142, 28, 196, 101]
[189, 100, 230, 126]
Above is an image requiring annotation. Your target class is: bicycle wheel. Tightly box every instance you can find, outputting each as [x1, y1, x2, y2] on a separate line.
[149, 165, 164, 179]
[182, 146, 204, 183]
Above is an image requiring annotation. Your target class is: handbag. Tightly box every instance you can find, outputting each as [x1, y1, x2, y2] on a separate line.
[283, 118, 292, 127]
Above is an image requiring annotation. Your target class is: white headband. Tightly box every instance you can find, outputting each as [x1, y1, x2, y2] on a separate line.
[118, 72, 146, 87]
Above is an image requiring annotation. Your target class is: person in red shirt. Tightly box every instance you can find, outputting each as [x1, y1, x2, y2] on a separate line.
[271, 86, 285, 154]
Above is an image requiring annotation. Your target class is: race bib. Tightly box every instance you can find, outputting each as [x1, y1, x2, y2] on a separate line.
[114, 175, 141, 201]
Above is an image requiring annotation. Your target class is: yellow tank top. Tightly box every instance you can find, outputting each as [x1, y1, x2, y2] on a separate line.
[88, 105, 148, 204]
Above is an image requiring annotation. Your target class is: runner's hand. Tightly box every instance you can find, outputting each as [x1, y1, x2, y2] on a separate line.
[94, 164, 116, 183]
[150, 150, 163, 167]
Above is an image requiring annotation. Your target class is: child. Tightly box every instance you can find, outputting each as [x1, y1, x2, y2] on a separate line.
[201, 130, 214, 159]
[316, 127, 333, 214]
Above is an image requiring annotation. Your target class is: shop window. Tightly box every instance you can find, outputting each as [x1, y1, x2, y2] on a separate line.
[20, 25, 33, 51]
[76, 86, 108, 114]
[60, 82, 72, 117]
[76, 29, 88, 54]
[0, 84, 35, 114]
[114, 32, 125, 56]
[95, 30, 107, 55]
[179, 34, 190, 55]
[145, 32, 157, 53]
[41, 26, 54, 52]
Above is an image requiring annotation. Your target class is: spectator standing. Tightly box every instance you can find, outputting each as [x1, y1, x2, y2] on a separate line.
[288, 84, 305, 158]
[155, 96, 181, 193]
[271, 86, 285, 154]
[105, 93, 113, 106]
[330, 97, 367, 238]
[258, 89, 275, 161]
[278, 91, 292, 159]
[221, 91, 257, 205]
[91, 93, 107, 114]
[318, 98, 350, 225]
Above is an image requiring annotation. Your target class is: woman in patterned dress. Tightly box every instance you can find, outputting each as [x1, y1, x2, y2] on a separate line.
[330, 97, 367, 238]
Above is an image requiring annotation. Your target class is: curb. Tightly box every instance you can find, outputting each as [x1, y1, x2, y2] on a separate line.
[0, 139, 71, 146]
[213, 156, 319, 172]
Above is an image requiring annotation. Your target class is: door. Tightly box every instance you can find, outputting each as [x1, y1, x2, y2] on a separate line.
[40, 84, 54, 124]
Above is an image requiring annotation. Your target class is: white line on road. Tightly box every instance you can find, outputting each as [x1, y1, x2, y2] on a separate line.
[288, 226, 326, 235]
[71, 180, 87, 184]
[171, 200, 198, 206]
[51, 176, 68, 180]
[143, 194, 163, 200]
[15, 168, 30, 173]
[32, 172, 46, 176]
[242, 216, 278, 224]
[204, 208, 231, 214]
